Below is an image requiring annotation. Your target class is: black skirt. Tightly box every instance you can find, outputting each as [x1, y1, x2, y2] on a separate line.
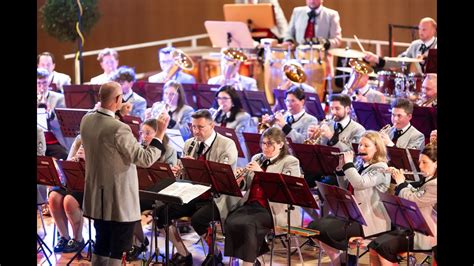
[367, 229, 414, 263]
[224, 202, 273, 263]
[307, 215, 364, 250]
[49, 186, 84, 209]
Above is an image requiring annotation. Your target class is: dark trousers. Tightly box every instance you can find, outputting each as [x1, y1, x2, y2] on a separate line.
[93, 219, 137, 259]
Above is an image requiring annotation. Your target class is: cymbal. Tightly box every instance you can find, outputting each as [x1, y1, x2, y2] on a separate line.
[336, 67, 378, 78]
[328, 48, 365, 58]
[383, 56, 423, 63]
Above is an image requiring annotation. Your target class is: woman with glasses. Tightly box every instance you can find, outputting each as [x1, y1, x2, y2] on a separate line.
[147, 80, 194, 141]
[223, 127, 302, 266]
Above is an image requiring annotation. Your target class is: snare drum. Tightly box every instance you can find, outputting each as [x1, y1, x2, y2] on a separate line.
[407, 73, 425, 94]
[377, 70, 396, 95]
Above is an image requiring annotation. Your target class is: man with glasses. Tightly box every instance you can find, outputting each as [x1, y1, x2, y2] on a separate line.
[380, 97, 425, 150]
[156, 109, 238, 266]
[111, 66, 147, 120]
[148, 46, 196, 84]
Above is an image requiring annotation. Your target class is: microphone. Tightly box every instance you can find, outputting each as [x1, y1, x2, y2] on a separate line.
[330, 151, 367, 156]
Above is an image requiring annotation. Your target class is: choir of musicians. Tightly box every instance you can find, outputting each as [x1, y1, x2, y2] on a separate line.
[37, 1, 438, 265]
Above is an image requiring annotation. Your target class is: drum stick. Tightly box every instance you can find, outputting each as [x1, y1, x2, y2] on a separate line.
[353, 35, 366, 53]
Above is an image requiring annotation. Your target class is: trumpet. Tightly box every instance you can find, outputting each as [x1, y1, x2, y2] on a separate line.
[303, 119, 329, 145]
[235, 154, 265, 180]
[379, 124, 393, 135]
[258, 110, 286, 133]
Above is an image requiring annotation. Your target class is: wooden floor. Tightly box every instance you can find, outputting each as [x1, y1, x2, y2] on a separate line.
[37, 210, 431, 265]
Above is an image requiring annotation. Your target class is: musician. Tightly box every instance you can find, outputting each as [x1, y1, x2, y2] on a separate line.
[224, 127, 301, 266]
[89, 48, 119, 84]
[37, 52, 71, 93]
[429, 129, 437, 145]
[418, 73, 437, 107]
[283, 0, 342, 49]
[380, 98, 425, 150]
[234, 0, 288, 41]
[207, 48, 258, 91]
[263, 86, 318, 143]
[364, 17, 437, 73]
[155, 109, 238, 265]
[80, 81, 168, 265]
[308, 131, 391, 265]
[146, 80, 194, 141]
[37, 67, 69, 159]
[48, 135, 85, 253]
[342, 65, 385, 104]
[111, 66, 147, 120]
[148, 46, 196, 84]
[368, 144, 437, 265]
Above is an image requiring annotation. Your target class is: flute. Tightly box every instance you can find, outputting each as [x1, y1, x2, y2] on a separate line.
[330, 152, 368, 156]
[377, 168, 426, 176]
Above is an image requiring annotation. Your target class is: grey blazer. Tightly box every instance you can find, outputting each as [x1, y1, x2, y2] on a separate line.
[283, 112, 319, 144]
[148, 71, 196, 84]
[49, 71, 71, 93]
[319, 119, 366, 151]
[182, 132, 239, 221]
[125, 92, 147, 121]
[159, 142, 178, 166]
[239, 153, 302, 227]
[37, 126, 46, 156]
[399, 177, 437, 249]
[385, 38, 438, 73]
[208, 75, 258, 91]
[389, 124, 425, 150]
[150, 104, 194, 141]
[80, 109, 163, 222]
[284, 5, 342, 48]
[337, 161, 391, 237]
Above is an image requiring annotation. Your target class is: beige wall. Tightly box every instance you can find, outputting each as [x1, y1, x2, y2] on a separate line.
[37, 0, 436, 82]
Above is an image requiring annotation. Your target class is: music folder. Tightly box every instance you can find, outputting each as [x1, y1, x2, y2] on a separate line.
[204, 20, 255, 49]
[136, 161, 176, 190]
[351, 101, 381, 131]
[243, 90, 273, 117]
[194, 84, 220, 109]
[121, 115, 142, 141]
[242, 132, 262, 156]
[386, 146, 417, 182]
[132, 81, 164, 108]
[37, 156, 63, 187]
[55, 108, 90, 138]
[157, 181, 211, 204]
[56, 160, 86, 192]
[289, 143, 340, 176]
[214, 126, 245, 158]
[273, 90, 325, 121]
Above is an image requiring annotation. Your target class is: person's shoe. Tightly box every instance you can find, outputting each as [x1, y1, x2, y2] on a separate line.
[62, 238, 85, 253]
[254, 258, 261, 266]
[53, 236, 69, 252]
[170, 252, 193, 266]
[126, 238, 149, 261]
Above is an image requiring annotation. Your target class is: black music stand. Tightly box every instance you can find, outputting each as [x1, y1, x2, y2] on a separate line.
[377, 192, 434, 266]
[373, 103, 392, 128]
[180, 158, 243, 265]
[289, 143, 324, 176]
[424, 49, 437, 74]
[194, 84, 220, 109]
[242, 90, 273, 117]
[204, 20, 255, 48]
[274, 90, 325, 121]
[315, 181, 367, 265]
[242, 132, 262, 156]
[256, 172, 318, 266]
[351, 102, 381, 130]
[412, 106, 437, 140]
[55, 108, 89, 138]
[63, 84, 101, 109]
[214, 126, 245, 158]
[137, 161, 176, 190]
[386, 146, 419, 182]
[121, 115, 142, 141]
[55, 160, 92, 265]
[132, 82, 164, 108]
[182, 84, 198, 110]
[235, 90, 252, 115]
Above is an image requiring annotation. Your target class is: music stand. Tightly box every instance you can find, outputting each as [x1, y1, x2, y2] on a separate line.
[194, 84, 220, 109]
[63, 84, 101, 109]
[214, 126, 245, 158]
[351, 102, 380, 130]
[315, 181, 367, 265]
[242, 132, 262, 156]
[136, 161, 175, 190]
[37, 108, 49, 132]
[289, 143, 323, 176]
[235, 90, 252, 115]
[204, 20, 255, 48]
[386, 146, 419, 182]
[373, 103, 392, 129]
[121, 115, 142, 141]
[256, 172, 318, 266]
[243, 90, 273, 117]
[412, 106, 437, 140]
[182, 84, 198, 110]
[424, 49, 437, 74]
[377, 191, 434, 266]
[223, 3, 276, 40]
[180, 158, 243, 265]
[55, 108, 89, 138]
[273, 90, 325, 121]
[133, 82, 164, 108]
[37, 156, 63, 187]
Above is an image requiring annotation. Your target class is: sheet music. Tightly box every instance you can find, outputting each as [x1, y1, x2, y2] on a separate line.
[37, 108, 48, 131]
[158, 181, 210, 204]
[166, 128, 185, 154]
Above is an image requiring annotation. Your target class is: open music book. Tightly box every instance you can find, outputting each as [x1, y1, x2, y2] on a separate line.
[158, 181, 211, 204]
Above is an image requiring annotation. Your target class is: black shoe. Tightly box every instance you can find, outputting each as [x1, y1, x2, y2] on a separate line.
[126, 243, 147, 261]
[53, 236, 69, 253]
[201, 251, 223, 266]
[254, 258, 261, 266]
[62, 239, 85, 253]
[171, 253, 193, 266]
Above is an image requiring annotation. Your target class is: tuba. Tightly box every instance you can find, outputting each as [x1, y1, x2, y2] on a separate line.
[221, 48, 248, 84]
[278, 61, 307, 90]
[343, 58, 374, 94]
[164, 49, 194, 82]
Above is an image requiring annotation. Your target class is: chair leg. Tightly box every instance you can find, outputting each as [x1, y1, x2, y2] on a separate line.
[38, 206, 47, 238]
[292, 236, 304, 266]
[317, 246, 322, 266]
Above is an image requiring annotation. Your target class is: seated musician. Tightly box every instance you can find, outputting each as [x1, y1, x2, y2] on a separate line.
[146, 80, 194, 141]
[224, 127, 301, 266]
[342, 60, 385, 104]
[379, 98, 425, 150]
[417, 73, 437, 107]
[308, 131, 391, 265]
[148, 46, 196, 84]
[368, 143, 437, 265]
[111, 66, 147, 121]
[207, 48, 258, 91]
[89, 48, 119, 84]
[364, 17, 437, 73]
[262, 86, 318, 143]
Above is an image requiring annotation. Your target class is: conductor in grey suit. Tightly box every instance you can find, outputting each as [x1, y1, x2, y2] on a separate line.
[364, 17, 437, 73]
[80, 81, 169, 266]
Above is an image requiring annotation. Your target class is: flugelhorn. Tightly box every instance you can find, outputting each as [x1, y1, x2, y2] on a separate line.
[343, 58, 374, 94]
[164, 49, 194, 82]
[258, 110, 285, 133]
[278, 61, 307, 90]
[303, 119, 329, 145]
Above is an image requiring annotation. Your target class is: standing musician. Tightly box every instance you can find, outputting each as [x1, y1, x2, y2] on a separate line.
[308, 131, 391, 265]
[224, 127, 302, 266]
[368, 143, 437, 265]
[261, 86, 318, 143]
[380, 98, 425, 150]
[155, 109, 239, 266]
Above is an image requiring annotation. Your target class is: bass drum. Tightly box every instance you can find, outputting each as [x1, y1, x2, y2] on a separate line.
[296, 45, 327, 101]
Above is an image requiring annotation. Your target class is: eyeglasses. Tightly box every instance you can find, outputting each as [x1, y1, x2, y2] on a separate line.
[191, 124, 210, 131]
[139, 130, 155, 136]
[216, 97, 231, 101]
[260, 141, 276, 147]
